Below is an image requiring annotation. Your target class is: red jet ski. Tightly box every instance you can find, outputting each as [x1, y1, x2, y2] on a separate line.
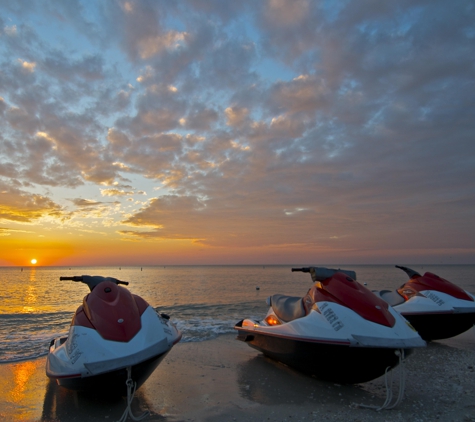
[373, 266, 475, 341]
[235, 267, 425, 385]
[46, 275, 181, 395]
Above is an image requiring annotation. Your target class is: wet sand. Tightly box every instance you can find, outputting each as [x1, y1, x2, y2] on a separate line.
[1, 329, 474, 422]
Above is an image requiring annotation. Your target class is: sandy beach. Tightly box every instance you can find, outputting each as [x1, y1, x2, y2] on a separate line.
[0, 330, 474, 422]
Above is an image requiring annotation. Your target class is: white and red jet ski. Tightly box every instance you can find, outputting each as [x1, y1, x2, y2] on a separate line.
[373, 266, 475, 341]
[235, 267, 425, 385]
[46, 275, 181, 395]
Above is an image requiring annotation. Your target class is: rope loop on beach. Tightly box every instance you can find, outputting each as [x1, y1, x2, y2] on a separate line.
[353, 348, 406, 411]
[116, 366, 150, 422]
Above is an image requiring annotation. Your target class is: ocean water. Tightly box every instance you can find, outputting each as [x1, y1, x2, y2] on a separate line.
[1, 264, 474, 363]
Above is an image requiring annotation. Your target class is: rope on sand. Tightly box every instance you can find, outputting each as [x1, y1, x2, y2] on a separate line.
[353, 349, 406, 411]
[116, 366, 150, 422]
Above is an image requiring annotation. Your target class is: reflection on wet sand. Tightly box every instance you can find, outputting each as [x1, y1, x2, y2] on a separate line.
[9, 361, 37, 404]
[0, 356, 167, 422]
[0, 359, 45, 421]
[41, 379, 164, 421]
[236, 353, 386, 408]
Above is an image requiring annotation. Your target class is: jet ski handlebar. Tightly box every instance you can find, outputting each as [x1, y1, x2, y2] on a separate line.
[60, 276, 129, 291]
[292, 267, 357, 281]
[60, 276, 84, 281]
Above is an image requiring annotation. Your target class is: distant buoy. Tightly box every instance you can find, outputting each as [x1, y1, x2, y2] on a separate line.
[256, 286, 260, 290]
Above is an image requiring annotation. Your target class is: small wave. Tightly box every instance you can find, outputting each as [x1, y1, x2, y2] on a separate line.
[152, 300, 266, 343]
[174, 317, 238, 342]
[170, 312, 264, 343]
[0, 312, 71, 363]
[0, 302, 268, 362]
[1, 350, 49, 364]
[0, 330, 67, 363]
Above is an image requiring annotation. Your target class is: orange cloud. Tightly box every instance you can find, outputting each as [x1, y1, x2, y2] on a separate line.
[0, 187, 64, 223]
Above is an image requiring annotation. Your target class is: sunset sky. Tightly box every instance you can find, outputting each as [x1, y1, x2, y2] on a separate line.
[1, 0, 474, 266]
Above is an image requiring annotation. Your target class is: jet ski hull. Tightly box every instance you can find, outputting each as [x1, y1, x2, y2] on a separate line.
[236, 322, 411, 384]
[401, 311, 475, 341]
[50, 338, 169, 395]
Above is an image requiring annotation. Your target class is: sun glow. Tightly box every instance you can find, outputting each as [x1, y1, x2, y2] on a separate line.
[30, 259, 37, 265]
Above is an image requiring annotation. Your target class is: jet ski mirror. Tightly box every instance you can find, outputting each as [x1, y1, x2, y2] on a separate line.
[292, 267, 357, 282]
[60, 275, 129, 291]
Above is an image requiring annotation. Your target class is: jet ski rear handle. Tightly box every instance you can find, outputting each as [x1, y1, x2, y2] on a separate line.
[59, 276, 129, 285]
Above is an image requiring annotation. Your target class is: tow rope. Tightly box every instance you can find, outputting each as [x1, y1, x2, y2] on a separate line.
[354, 349, 406, 411]
[116, 366, 150, 422]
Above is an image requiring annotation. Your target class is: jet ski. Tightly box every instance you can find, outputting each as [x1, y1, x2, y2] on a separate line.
[235, 267, 425, 385]
[46, 275, 181, 396]
[373, 265, 475, 341]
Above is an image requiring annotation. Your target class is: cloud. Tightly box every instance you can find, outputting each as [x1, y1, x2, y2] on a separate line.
[225, 106, 250, 128]
[0, 227, 34, 236]
[0, 180, 64, 223]
[181, 105, 219, 131]
[137, 31, 188, 59]
[42, 52, 105, 82]
[264, 0, 310, 27]
[4, 25, 18, 36]
[101, 189, 135, 197]
[267, 75, 329, 116]
[69, 199, 104, 207]
[1, 0, 474, 262]
[18, 59, 36, 72]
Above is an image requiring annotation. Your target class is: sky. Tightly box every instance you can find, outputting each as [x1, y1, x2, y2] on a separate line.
[0, 0, 474, 267]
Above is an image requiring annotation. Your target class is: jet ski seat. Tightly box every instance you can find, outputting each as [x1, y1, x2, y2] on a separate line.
[376, 290, 406, 307]
[269, 294, 306, 322]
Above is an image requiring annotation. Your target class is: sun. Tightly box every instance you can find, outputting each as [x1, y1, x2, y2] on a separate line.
[30, 259, 37, 265]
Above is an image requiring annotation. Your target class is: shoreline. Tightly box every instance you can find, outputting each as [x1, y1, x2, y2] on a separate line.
[0, 330, 474, 422]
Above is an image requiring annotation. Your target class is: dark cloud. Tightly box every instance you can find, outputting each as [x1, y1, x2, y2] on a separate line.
[42, 52, 105, 83]
[0, 97, 6, 114]
[182, 104, 219, 131]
